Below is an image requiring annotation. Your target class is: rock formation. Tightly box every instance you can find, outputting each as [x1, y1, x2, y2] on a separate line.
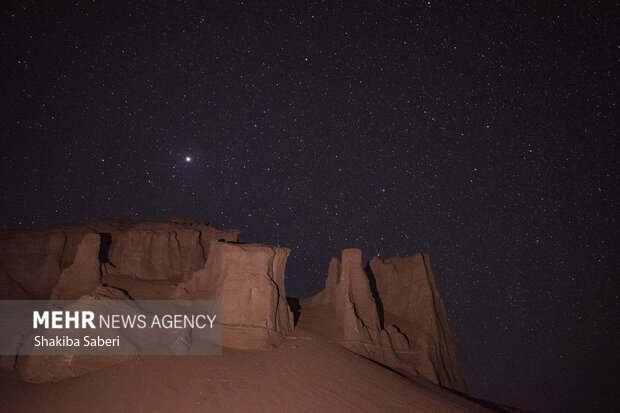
[298, 249, 396, 364]
[175, 241, 294, 350]
[298, 249, 467, 393]
[16, 285, 134, 383]
[0, 230, 81, 298]
[0, 221, 466, 393]
[0, 221, 272, 382]
[0, 221, 239, 300]
[368, 253, 468, 393]
[102, 222, 239, 282]
[50, 233, 101, 300]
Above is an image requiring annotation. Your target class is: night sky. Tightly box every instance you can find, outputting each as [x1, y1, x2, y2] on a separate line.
[1, 2, 617, 412]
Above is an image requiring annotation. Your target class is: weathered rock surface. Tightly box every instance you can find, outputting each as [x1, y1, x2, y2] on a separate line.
[1, 222, 259, 383]
[102, 222, 239, 282]
[175, 241, 294, 349]
[299, 249, 467, 393]
[0, 221, 467, 393]
[50, 233, 101, 300]
[0, 221, 239, 299]
[1, 221, 291, 353]
[16, 286, 134, 383]
[0, 230, 85, 298]
[368, 253, 468, 393]
[299, 249, 387, 352]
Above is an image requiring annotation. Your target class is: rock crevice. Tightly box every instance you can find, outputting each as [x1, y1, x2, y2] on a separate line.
[298, 249, 467, 393]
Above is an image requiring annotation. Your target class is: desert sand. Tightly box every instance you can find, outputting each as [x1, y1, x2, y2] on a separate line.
[0, 327, 496, 413]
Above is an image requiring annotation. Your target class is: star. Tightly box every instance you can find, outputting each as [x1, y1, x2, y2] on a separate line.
[185, 156, 191, 162]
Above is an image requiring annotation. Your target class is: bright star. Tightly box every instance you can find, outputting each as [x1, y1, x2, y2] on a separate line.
[185, 156, 191, 162]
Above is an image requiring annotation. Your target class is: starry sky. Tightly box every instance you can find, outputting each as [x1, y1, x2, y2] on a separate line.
[1, 1, 617, 412]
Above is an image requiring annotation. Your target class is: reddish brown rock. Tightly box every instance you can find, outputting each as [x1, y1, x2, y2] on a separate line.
[16, 286, 135, 384]
[103, 222, 238, 282]
[0, 267, 27, 299]
[0, 222, 239, 299]
[2, 221, 293, 353]
[0, 230, 84, 298]
[50, 233, 101, 300]
[368, 253, 467, 393]
[300, 250, 386, 357]
[0, 221, 467, 394]
[299, 249, 467, 393]
[176, 241, 294, 350]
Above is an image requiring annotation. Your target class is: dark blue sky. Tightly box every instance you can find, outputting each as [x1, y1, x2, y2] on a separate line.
[1, 2, 617, 412]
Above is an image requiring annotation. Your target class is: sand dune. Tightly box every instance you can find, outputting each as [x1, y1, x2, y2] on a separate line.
[0, 327, 496, 413]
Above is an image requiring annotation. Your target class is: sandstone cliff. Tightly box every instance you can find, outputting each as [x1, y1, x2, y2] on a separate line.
[0, 221, 239, 300]
[1, 221, 293, 382]
[0, 230, 85, 298]
[368, 253, 467, 393]
[298, 249, 467, 393]
[175, 241, 294, 350]
[16, 285, 134, 383]
[0, 222, 466, 393]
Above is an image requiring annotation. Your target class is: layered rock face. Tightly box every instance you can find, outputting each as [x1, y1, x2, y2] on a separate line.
[103, 222, 239, 282]
[0, 221, 466, 392]
[299, 249, 467, 393]
[368, 254, 468, 393]
[175, 241, 294, 349]
[0, 221, 239, 300]
[16, 285, 134, 384]
[49, 233, 101, 300]
[299, 250, 390, 356]
[0, 221, 293, 382]
[0, 230, 87, 298]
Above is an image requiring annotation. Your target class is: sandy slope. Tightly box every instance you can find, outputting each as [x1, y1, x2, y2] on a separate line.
[0, 328, 494, 413]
